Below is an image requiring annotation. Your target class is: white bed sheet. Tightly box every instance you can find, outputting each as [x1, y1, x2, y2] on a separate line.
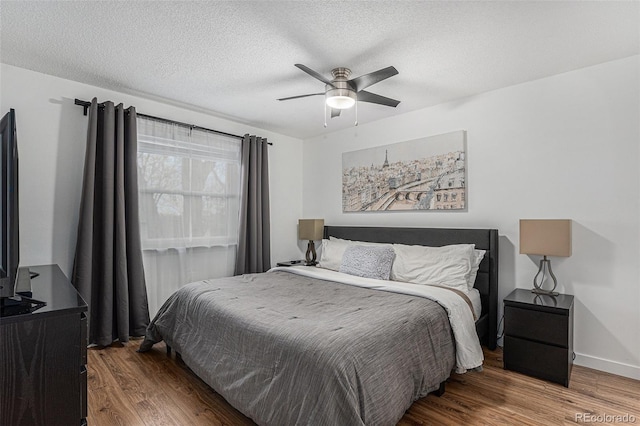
[468, 287, 482, 320]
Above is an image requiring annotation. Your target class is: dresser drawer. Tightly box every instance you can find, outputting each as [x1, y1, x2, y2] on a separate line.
[504, 305, 569, 347]
[80, 365, 87, 419]
[80, 312, 87, 365]
[504, 336, 572, 386]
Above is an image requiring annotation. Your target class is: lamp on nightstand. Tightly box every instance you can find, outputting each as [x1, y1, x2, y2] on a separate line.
[298, 219, 324, 266]
[520, 219, 572, 296]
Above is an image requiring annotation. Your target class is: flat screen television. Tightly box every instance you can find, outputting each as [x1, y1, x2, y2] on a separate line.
[0, 109, 20, 298]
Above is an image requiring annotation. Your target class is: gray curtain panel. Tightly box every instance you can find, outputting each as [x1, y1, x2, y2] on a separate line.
[72, 98, 150, 346]
[235, 134, 271, 274]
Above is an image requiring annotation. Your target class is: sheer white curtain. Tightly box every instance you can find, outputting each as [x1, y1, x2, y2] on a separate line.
[137, 117, 241, 316]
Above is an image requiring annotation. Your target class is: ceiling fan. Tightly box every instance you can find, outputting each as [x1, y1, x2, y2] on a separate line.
[278, 64, 400, 124]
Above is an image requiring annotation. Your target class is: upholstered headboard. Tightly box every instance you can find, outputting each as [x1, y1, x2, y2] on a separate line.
[324, 226, 499, 350]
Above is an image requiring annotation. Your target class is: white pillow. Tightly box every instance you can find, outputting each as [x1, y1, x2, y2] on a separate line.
[390, 243, 476, 293]
[468, 249, 486, 290]
[318, 238, 350, 271]
[319, 237, 390, 271]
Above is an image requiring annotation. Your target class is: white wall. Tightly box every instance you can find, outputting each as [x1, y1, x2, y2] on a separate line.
[0, 64, 304, 278]
[302, 56, 640, 379]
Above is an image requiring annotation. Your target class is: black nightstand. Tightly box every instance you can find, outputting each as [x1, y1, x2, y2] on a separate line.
[503, 288, 574, 387]
[276, 260, 306, 267]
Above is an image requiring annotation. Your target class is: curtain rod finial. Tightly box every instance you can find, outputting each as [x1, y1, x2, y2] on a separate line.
[74, 98, 90, 116]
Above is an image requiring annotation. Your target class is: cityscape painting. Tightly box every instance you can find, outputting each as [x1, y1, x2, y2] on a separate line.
[342, 131, 467, 212]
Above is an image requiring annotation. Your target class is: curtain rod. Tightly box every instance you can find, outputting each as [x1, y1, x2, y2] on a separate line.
[73, 98, 272, 145]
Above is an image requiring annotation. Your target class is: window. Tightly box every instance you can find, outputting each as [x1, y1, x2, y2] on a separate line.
[137, 117, 241, 250]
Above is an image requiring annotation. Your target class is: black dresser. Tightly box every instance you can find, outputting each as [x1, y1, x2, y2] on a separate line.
[0, 265, 88, 425]
[503, 288, 574, 387]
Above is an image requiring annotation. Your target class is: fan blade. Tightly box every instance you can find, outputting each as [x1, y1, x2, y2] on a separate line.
[295, 64, 336, 88]
[277, 93, 324, 101]
[349, 66, 398, 92]
[357, 91, 400, 107]
[331, 108, 341, 118]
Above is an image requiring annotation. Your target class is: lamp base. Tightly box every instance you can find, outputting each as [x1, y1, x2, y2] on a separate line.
[531, 256, 559, 296]
[305, 240, 317, 266]
[531, 288, 559, 297]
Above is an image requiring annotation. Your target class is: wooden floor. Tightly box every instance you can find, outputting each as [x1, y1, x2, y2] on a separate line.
[88, 341, 640, 425]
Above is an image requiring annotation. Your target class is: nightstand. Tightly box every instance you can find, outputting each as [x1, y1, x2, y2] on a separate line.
[276, 260, 306, 267]
[503, 288, 574, 387]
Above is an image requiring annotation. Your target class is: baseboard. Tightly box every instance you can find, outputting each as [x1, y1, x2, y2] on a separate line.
[574, 352, 640, 380]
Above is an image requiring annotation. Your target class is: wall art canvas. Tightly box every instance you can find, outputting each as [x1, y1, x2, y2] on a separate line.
[342, 130, 466, 212]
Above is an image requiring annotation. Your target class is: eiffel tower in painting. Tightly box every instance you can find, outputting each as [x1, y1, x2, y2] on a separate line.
[383, 149, 389, 168]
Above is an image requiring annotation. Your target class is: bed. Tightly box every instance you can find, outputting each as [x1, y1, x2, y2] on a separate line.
[139, 226, 499, 425]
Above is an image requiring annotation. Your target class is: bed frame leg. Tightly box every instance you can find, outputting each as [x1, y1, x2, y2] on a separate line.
[433, 381, 446, 397]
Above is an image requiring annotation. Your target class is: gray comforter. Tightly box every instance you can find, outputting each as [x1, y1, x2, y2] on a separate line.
[139, 270, 455, 426]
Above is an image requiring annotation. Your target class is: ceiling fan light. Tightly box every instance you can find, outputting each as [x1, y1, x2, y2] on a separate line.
[326, 88, 356, 109]
[326, 96, 355, 109]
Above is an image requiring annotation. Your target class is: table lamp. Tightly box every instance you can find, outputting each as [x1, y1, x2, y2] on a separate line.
[519, 219, 572, 296]
[298, 219, 324, 266]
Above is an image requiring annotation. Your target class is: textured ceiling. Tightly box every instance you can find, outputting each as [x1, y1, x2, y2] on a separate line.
[1, 1, 638, 139]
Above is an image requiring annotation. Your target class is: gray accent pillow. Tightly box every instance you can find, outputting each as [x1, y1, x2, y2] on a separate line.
[339, 245, 396, 280]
